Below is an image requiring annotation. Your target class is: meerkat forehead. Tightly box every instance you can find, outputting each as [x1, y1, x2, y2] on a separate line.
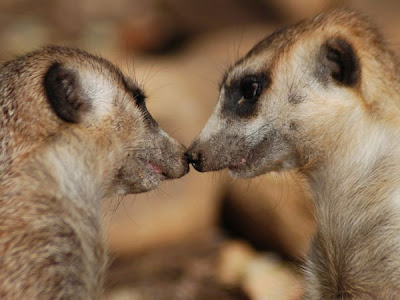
[11, 46, 144, 97]
[222, 10, 385, 89]
[42, 46, 144, 98]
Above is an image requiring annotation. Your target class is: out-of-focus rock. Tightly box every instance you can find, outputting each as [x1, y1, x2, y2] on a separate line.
[118, 9, 181, 53]
[104, 233, 251, 300]
[104, 234, 302, 300]
[156, 0, 280, 31]
[242, 255, 303, 300]
[103, 287, 144, 300]
[116, 0, 282, 53]
[217, 241, 303, 300]
[217, 241, 256, 286]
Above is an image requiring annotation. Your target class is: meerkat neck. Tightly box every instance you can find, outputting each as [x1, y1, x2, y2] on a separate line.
[300, 101, 400, 186]
[4, 129, 118, 207]
[307, 119, 400, 206]
[302, 120, 400, 296]
[0, 130, 110, 299]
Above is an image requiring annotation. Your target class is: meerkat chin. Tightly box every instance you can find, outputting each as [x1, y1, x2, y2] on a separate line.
[187, 10, 400, 299]
[0, 46, 189, 299]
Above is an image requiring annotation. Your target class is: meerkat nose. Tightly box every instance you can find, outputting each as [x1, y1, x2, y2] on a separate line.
[185, 149, 204, 172]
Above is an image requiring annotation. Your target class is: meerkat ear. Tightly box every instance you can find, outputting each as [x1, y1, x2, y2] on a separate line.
[322, 37, 360, 86]
[44, 63, 90, 123]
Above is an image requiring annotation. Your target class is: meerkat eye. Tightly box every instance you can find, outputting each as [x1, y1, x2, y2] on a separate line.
[221, 73, 269, 117]
[132, 89, 146, 106]
[240, 76, 261, 102]
[121, 77, 146, 106]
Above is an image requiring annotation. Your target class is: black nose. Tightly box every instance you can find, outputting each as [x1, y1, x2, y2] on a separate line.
[185, 150, 204, 172]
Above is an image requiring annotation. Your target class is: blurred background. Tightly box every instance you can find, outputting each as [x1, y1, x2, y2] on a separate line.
[1, 1, 399, 299]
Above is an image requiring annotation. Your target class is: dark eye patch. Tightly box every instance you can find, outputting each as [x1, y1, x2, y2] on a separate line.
[222, 73, 270, 118]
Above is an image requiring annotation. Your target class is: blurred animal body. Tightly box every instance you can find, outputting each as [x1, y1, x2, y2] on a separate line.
[187, 10, 400, 299]
[0, 46, 188, 299]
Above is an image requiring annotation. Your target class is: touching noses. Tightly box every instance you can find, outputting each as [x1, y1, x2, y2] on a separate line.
[185, 147, 204, 172]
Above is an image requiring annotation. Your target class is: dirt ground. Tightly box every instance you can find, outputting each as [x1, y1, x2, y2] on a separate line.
[1, 1, 400, 299]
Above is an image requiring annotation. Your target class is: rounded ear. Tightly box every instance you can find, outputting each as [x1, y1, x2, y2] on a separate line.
[321, 37, 360, 86]
[44, 63, 91, 123]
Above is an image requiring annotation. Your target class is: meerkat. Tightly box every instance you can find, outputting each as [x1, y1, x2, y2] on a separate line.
[0, 46, 189, 299]
[186, 10, 400, 299]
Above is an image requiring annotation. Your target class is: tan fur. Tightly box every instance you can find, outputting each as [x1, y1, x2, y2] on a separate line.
[187, 10, 400, 299]
[0, 46, 188, 299]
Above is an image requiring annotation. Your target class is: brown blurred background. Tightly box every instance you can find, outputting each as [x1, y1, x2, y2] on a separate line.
[1, 1, 399, 299]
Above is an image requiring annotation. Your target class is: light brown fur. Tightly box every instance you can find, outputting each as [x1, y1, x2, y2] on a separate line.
[0, 46, 188, 299]
[187, 10, 400, 299]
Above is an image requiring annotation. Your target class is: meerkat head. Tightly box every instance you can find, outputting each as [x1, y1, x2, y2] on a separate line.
[0, 46, 188, 195]
[186, 10, 400, 178]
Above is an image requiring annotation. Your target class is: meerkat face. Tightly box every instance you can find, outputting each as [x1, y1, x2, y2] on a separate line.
[186, 13, 365, 178]
[12, 47, 189, 195]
